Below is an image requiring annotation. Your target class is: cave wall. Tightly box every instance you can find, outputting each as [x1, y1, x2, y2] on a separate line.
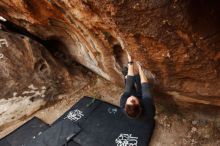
[0, 30, 75, 127]
[0, 0, 219, 105]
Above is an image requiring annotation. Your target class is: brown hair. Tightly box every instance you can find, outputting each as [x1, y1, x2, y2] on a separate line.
[125, 100, 142, 118]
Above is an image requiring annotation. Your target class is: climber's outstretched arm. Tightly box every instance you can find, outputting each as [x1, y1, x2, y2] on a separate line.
[120, 52, 135, 108]
[137, 63, 155, 120]
[124, 52, 135, 93]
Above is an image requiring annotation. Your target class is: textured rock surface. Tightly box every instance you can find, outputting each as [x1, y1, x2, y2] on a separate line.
[0, 30, 90, 128]
[0, 1, 219, 104]
[0, 1, 219, 144]
[1, 76, 220, 145]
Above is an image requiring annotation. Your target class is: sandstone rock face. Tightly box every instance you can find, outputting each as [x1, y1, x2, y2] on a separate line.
[0, 30, 85, 128]
[0, 0, 219, 106]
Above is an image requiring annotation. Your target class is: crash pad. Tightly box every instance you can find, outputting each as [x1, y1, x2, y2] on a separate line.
[26, 119, 81, 146]
[40, 96, 154, 146]
[1, 96, 155, 146]
[0, 117, 49, 146]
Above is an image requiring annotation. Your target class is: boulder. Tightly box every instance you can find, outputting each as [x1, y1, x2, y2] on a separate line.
[0, 30, 77, 127]
[0, 0, 219, 105]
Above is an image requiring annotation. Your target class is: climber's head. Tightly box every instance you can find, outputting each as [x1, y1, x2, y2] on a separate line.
[125, 96, 142, 118]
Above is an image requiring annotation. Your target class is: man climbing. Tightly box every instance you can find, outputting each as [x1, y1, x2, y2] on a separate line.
[120, 52, 155, 144]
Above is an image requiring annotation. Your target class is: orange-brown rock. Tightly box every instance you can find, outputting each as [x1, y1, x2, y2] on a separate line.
[0, 0, 219, 106]
[0, 30, 91, 128]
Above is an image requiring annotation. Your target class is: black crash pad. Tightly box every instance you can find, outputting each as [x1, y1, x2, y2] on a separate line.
[0, 117, 49, 146]
[26, 119, 81, 146]
[33, 96, 154, 146]
[1, 96, 154, 146]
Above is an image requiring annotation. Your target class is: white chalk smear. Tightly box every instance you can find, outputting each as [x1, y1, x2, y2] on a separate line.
[0, 53, 4, 59]
[0, 39, 8, 48]
[0, 16, 7, 22]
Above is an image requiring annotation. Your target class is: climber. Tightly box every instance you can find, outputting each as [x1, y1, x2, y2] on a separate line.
[120, 52, 155, 143]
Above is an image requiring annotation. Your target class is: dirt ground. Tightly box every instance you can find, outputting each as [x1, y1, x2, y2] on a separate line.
[1, 75, 220, 146]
